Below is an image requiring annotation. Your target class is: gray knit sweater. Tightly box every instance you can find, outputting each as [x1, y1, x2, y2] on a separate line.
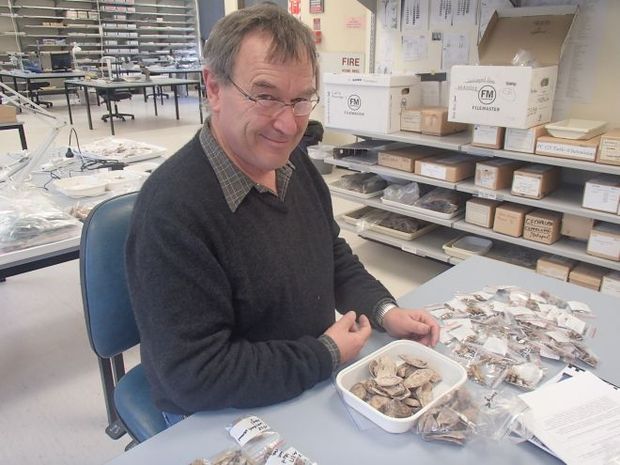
[126, 131, 393, 414]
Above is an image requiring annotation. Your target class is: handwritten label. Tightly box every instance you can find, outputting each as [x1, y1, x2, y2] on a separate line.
[420, 163, 447, 180]
[536, 141, 597, 161]
[265, 447, 307, 465]
[229, 416, 270, 446]
[512, 174, 541, 197]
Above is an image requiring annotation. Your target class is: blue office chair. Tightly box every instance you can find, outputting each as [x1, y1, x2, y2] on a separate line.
[79, 192, 166, 446]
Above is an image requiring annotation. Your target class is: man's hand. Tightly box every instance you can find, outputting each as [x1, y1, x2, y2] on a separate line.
[324, 311, 372, 364]
[382, 307, 440, 347]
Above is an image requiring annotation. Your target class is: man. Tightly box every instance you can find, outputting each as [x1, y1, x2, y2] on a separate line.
[126, 3, 439, 423]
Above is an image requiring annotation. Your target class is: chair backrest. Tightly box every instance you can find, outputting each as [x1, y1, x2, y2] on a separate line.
[80, 192, 139, 358]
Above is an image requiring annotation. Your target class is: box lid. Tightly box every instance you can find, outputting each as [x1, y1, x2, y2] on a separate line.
[478, 6, 577, 66]
[323, 72, 419, 87]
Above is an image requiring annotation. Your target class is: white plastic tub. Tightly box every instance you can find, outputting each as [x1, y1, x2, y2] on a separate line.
[544, 119, 607, 140]
[335, 340, 467, 433]
[53, 175, 107, 198]
[443, 235, 493, 259]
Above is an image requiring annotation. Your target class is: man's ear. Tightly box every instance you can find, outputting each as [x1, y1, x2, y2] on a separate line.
[204, 68, 222, 112]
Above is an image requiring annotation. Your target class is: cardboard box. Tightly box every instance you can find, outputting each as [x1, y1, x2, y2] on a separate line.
[561, 213, 594, 241]
[420, 107, 468, 136]
[466, 197, 501, 228]
[0, 104, 17, 123]
[504, 124, 548, 153]
[569, 263, 608, 291]
[323, 73, 421, 134]
[587, 223, 620, 261]
[377, 146, 438, 173]
[401, 108, 423, 132]
[475, 159, 522, 190]
[448, 7, 576, 129]
[600, 271, 620, 298]
[511, 164, 560, 199]
[472, 125, 505, 149]
[414, 154, 476, 182]
[493, 203, 533, 237]
[523, 209, 562, 244]
[597, 129, 620, 166]
[582, 175, 620, 214]
[536, 135, 601, 162]
[536, 255, 577, 281]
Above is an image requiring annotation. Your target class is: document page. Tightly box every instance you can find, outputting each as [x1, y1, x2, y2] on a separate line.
[520, 371, 620, 465]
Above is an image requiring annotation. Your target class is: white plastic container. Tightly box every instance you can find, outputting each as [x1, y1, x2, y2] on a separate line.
[443, 236, 493, 259]
[544, 119, 607, 140]
[53, 175, 107, 198]
[95, 170, 147, 192]
[335, 340, 467, 434]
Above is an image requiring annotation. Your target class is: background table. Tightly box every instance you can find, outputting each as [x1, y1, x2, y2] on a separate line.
[64, 77, 203, 135]
[0, 70, 85, 106]
[0, 121, 27, 149]
[103, 256, 619, 465]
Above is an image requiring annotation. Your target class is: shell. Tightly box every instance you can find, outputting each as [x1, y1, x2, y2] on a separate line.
[368, 395, 390, 411]
[382, 399, 413, 418]
[399, 354, 428, 368]
[416, 382, 434, 407]
[350, 382, 368, 401]
[403, 368, 435, 389]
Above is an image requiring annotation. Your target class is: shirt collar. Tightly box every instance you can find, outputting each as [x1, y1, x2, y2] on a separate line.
[199, 122, 295, 212]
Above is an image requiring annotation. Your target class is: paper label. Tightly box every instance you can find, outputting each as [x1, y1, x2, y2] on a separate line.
[512, 174, 541, 197]
[483, 336, 508, 356]
[466, 203, 492, 226]
[446, 298, 468, 312]
[583, 184, 620, 213]
[420, 163, 447, 179]
[546, 330, 571, 343]
[567, 301, 591, 313]
[600, 138, 620, 161]
[601, 276, 620, 297]
[478, 189, 498, 200]
[265, 447, 306, 465]
[505, 128, 535, 153]
[556, 313, 586, 335]
[508, 306, 535, 317]
[536, 141, 597, 160]
[474, 125, 500, 145]
[229, 416, 270, 446]
[448, 324, 476, 342]
[401, 110, 422, 131]
[588, 234, 620, 258]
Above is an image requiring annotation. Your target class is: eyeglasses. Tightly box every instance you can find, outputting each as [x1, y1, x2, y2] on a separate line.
[228, 78, 319, 117]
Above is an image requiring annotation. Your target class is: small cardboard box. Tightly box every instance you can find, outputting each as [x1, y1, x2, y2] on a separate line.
[420, 107, 468, 136]
[597, 129, 620, 166]
[523, 209, 562, 244]
[504, 124, 548, 153]
[511, 164, 560, 199]
[466, 197, 501, 228]
[472, 125, 505, 149]
[601, 271, 620, 298]
[569, 263, 608, 291]
[582, 175, 620, 214]
[323, 73, 421, 134]
[475, 159, 521, 190]
[448, 7, 576, 129]
[561, 213, 594, 241]
[0, 104, 17, 123]
[414, 154, 476, 182]
[377, 146, 438, 172]
[536, 135, 601, 162]
[401, 108, 423, 132]
[587, 223, 620, 261]
[536, 255, 577, 281]
[493, 203, 533, 237]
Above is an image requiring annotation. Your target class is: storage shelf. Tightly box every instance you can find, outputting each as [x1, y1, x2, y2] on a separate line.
[462, 144, 620, 176]
[452, 220, 620, 271]
[337, 217, 463, 265]
[326, 127, 471, 151]
[457, 181, 620, 225]
[330, 189, 462, 227]
[324, 157, 460, 190]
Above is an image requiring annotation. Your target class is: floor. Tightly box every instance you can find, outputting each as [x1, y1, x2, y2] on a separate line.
[0, 91, 449, 465]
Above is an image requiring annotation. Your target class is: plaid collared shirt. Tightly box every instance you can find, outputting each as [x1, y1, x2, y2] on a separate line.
[198, 122, 294, 212]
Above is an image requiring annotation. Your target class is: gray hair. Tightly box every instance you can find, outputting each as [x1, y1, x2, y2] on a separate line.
[203, 2, 318, 82]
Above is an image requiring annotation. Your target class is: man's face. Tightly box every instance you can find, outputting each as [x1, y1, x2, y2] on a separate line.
[206, 32, 316, 180]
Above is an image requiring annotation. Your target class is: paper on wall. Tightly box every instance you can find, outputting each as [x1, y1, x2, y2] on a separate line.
[430, 0, 453, 27]
[401, 0, 429, 32]
[402, 34, 428, 62]
[453, 0, 477, 26]
[377, 0, 400, 31]
[441, 32, 470, 71]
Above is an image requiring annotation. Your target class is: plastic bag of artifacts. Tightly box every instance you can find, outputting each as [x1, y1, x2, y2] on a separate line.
[355, 208, 427, 236]
[330, 172, 387, 194]
[414, 385, 532, 447]
[189, 449, 251, 465]
[413, 187, 467, 214]
[381, 181, 422, 206]
[262, 445, 317, 465]
[66, 191, 118, 221]
[0, 188, 82, 253]
[226, 415, 283, 465]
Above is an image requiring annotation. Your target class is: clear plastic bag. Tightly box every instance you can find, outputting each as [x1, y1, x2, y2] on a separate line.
[191, 448, 252, 465]
[511, 48, 539, 67]
[413, 187, 465, 214]
[227, 415, 282, 465]
[0, 189, 82, 252]
[331, 172, 387, 194]
[264, 445, 317, 465]
[381, 181, 421, 205]
[473, 389, 532, 444]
